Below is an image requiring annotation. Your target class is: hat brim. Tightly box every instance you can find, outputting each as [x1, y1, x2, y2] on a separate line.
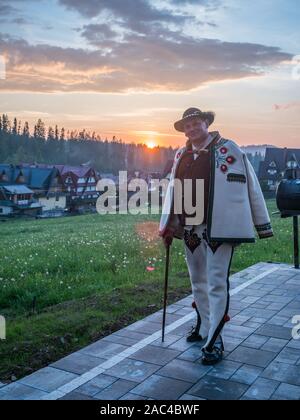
[174, 112, 215, 132]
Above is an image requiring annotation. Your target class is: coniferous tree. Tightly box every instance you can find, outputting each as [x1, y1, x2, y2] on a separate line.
[0, 115, 176, 173]
[23, 122, 30, 138]
[12, 118, 18, 135]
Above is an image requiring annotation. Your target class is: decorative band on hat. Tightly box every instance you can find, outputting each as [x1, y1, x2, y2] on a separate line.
[184, 112, 202, 119]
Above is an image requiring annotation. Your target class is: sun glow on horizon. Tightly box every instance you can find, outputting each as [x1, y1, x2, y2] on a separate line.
[146, 141, 157, 149]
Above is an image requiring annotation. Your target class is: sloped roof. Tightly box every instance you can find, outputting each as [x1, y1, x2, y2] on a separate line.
[0, 164, 22, 183]
[0, 165, 64, 193]
[24, 167, 53, 189]
[258, 148, 300, 179]
[59, 166, 93, 178]
[20, 163, 93, 178]
[3, 185, 34, 194]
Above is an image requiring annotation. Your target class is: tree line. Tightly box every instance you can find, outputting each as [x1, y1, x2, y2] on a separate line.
[0, 114, 175, 174]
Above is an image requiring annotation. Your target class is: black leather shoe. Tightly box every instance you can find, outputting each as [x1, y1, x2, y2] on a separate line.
[187, 301, 204, 342]
[186, 326, 206, 342]
[201, 338, 224, 366]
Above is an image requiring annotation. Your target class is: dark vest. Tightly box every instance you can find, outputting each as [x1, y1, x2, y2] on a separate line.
[175, 137, 218, 226]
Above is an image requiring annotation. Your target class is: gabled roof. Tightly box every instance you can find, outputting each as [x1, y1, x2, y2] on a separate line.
[21, 167, 54, 189]
[0, 164, 65, 196]
[3, 184, 34, 194]
[20, 163, 95, 179]
[258, 148, 300, 179]
[59, 166, 95, 178]
[0, 164, 23, 184]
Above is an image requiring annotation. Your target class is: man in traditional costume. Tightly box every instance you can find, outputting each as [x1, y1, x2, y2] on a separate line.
[159, 108, 273, 365]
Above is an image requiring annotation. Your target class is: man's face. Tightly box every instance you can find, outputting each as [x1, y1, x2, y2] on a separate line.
[183, 117, 209, 142]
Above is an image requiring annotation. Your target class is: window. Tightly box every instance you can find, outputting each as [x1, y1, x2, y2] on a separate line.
[267, 168, 277, 176]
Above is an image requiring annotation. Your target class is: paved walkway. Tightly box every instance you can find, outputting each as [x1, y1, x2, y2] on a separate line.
[1, 262, 300, 400]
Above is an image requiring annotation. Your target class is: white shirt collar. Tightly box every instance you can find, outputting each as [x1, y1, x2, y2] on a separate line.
[191, 134, 212, 153]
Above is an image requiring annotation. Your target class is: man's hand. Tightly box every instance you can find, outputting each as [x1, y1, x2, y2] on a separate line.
[162, 228, 175, 248]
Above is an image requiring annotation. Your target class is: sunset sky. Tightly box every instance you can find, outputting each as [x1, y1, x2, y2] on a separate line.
[0, 0, 299, 148]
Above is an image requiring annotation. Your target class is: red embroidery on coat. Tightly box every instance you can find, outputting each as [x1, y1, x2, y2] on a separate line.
[224, 315, 231, 323]
[215, 141, 236, 175]
[226, 156, 236, 164]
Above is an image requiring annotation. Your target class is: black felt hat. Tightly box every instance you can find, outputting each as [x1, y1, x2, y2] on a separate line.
[174, 107, 215, 132]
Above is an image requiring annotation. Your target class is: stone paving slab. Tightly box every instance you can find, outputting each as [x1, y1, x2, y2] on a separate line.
[226, 346, 276, 368]
[0, 262, 300, 400]
[129, 374, 193, 400]
[187, 376, 249, 400]
[93, 379, 138, 400]
[241, 378, 280, 400]
[103, 359, 161, 383]
[0, 383, 48, 400]
[19, 367, 78, 393]
[75, 374, 118, 397]
[270, 383, 300, 400]
[50, 352, 107, 375]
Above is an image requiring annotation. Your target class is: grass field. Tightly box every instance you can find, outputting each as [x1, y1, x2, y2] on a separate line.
[0, 199, 296, 381]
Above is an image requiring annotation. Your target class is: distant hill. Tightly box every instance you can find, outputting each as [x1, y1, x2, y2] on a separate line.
[240, 145, 278, 157]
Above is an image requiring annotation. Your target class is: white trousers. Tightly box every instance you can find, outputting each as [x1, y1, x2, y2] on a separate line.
[184, 224, 235, 351]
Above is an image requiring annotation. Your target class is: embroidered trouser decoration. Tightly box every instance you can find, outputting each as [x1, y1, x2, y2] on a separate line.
[184, 227, 202, 254]
[184, 224, 234, 350]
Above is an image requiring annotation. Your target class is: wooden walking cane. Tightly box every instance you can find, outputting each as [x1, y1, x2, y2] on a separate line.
[162, 242, 171, 343]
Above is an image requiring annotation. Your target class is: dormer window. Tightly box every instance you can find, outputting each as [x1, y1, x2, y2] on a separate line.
[287, 154, 299, 170]
[267, 161, 277, 176]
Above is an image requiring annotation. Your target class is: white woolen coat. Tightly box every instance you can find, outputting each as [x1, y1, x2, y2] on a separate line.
[159, 132, 274, 243]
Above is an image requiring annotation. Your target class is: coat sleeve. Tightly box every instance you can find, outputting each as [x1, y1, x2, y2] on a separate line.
[243, 153, 274, 239]
[159, 149, 184, 239]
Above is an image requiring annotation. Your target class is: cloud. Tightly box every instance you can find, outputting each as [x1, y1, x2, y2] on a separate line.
[80, 23, 119, 47]
[0, 1, 32, 25]
[60, 0, 197, 34]
[169, 0, 220, 5]
[273, 102, 300, 111]
[0, 3, 17, 14]
[0, 0, 293, 93]
[0, 29, 293, 94]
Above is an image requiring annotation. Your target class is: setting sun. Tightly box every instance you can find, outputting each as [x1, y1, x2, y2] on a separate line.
[146, 141, 157, 149]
